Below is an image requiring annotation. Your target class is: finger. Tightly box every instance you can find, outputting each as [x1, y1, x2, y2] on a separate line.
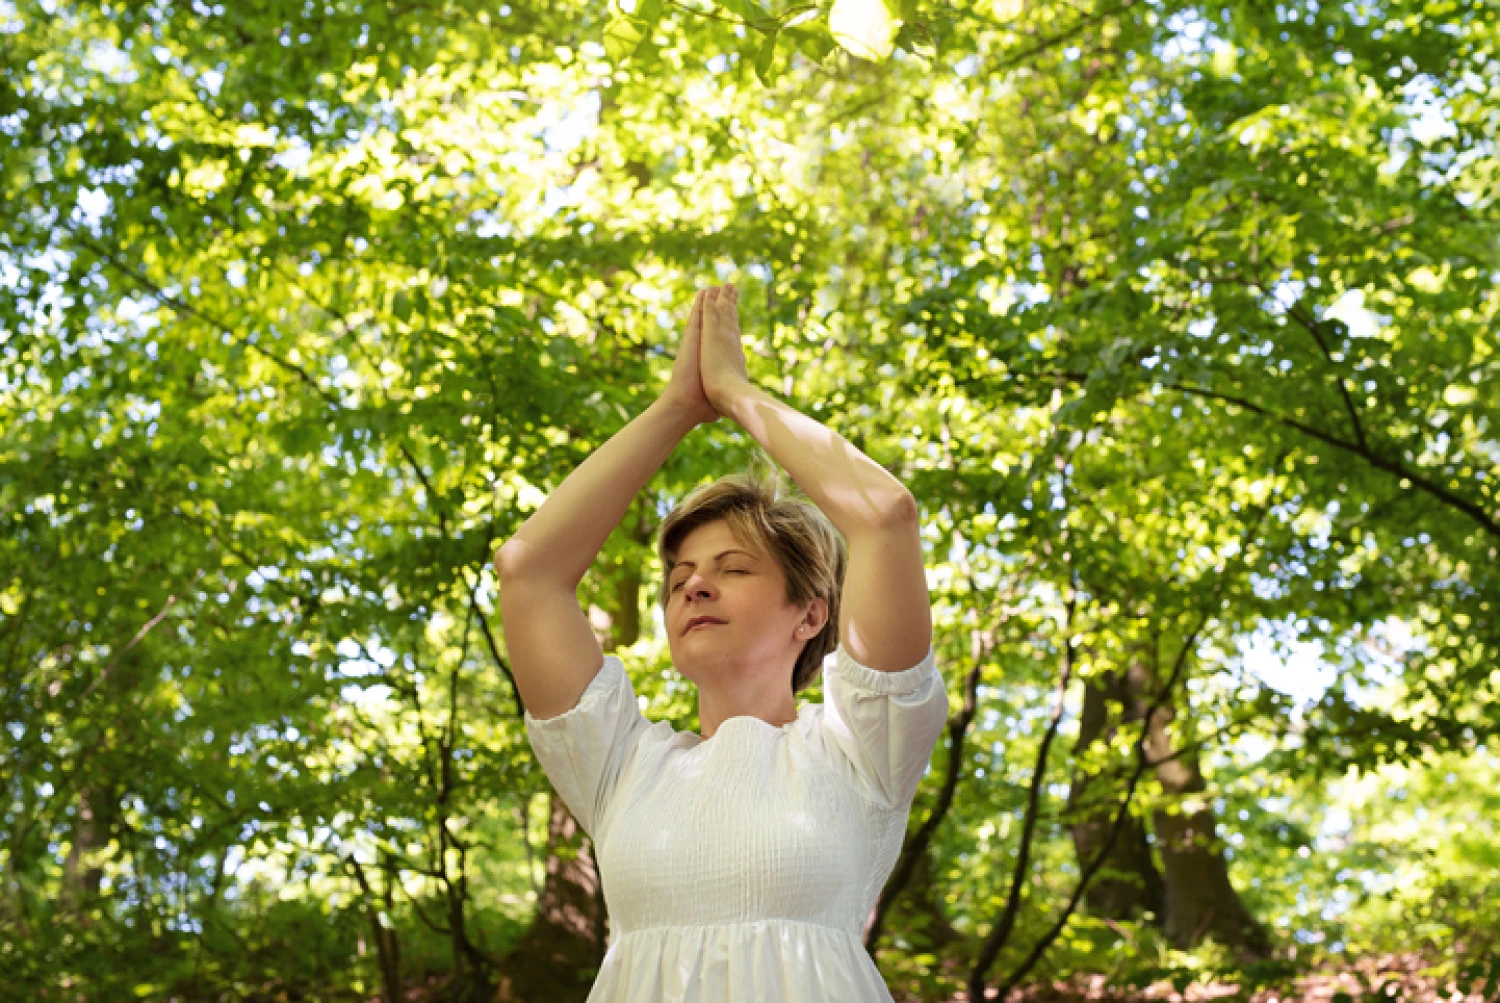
[704, 287, 719, 329]
[687, 289, 704, 333]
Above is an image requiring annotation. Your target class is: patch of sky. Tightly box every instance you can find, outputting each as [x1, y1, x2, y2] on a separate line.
[470, 209, 512, 239]
[1322, 289, 1385, 339]
[954, 54, 978, 78]
[124, 397, 161, 426]
[86, 38, 137, 83]
[0, 251, 21, 297]
[304, 99, 334, 126]
[245, 566, 282, 592]
[72, 187, 111, 237]
[1401, 75, 1457, 145]
[61, 365, 94, 396]
[272, 135, 311, 174]
[1316, 804, 1352, 849]
[1248, 570, 1286, 602]
[199, 67, 224, 96]
[1012, 281, 1049, 309]
[1345, 616, 1418, 697]
[1266, 276, 1305, 315]
[540, 89, 599, 155]
[541, 181, 584, 218]
[1239, 617, 1335, 707]
[1160, 9, 1212, 62]
[341, 682, 392, 710]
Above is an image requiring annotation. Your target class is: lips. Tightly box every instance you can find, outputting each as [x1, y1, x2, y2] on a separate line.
[685, 617, 725, 634]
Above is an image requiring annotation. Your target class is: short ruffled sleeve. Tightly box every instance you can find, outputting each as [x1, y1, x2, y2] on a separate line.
[523, 655, 652, 842]
[819, 643, 948, 811]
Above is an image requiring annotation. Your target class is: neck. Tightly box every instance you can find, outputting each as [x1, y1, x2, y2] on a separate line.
[696, 691, 798, 740]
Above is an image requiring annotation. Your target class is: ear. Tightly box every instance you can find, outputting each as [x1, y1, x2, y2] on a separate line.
[795, 597, 829, 640]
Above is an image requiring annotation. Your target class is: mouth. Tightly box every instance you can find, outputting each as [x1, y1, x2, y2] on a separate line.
[685, 618, 725, 634]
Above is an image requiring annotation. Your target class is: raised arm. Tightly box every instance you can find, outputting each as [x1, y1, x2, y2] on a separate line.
[495, 291, 718, 719]
[699, 285, 933, 673]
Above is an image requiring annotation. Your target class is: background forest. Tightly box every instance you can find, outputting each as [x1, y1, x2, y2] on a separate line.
[2, 0, 1498, 1000]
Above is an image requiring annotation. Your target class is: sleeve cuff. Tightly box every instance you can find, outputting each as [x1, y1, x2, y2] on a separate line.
[830, 644, 937, 696]
[523, 656, 623, 728]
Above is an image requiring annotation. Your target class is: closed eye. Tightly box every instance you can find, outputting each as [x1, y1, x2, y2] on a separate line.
[670, 570, 748, 592]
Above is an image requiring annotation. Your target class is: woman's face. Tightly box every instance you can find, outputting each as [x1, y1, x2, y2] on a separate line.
[663, 519, 822, 684]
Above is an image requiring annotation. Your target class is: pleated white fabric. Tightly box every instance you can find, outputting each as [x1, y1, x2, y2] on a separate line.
[523, 643, 949, 1003]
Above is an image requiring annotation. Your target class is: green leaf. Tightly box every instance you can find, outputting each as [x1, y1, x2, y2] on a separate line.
[602, 14, 648, 65]
[829, 0, 899, 62]
[894, 20, 936, 60]
[786, 24, 836, 63]
[754, 29, 779, 85]
[633, 33, 664, 67]
[716, 0, 773, 31]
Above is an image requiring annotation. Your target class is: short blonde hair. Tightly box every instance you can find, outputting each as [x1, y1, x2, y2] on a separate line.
[656, 465, 846, 694]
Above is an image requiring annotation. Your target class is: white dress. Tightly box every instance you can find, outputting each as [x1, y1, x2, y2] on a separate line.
[523, 643, 949, 1003]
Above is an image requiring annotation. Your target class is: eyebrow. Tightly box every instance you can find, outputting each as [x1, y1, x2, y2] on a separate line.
[669, 549, 757, 576]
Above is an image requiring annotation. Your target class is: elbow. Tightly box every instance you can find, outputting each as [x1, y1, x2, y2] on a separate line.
[494, 539, 529, 578]
[881, 490, 920, 529]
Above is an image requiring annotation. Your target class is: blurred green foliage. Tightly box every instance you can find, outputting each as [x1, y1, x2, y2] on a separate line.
[1, 0, 1496, 999]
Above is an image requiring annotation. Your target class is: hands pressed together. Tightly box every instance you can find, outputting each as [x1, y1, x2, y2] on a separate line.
[663, 284, 752, 428]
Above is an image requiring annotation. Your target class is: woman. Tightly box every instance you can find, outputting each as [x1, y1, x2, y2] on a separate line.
[495, 284, 949, 1002]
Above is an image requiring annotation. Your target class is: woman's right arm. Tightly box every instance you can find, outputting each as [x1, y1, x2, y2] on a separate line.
[495, 397, 701, 720]
[496, 289, 716, 721]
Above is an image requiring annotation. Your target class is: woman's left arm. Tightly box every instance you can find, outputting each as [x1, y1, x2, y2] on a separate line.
[700, 285, 932, 672]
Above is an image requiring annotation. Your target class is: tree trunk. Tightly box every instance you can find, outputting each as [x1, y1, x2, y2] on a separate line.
[348, 856, 402, 1003]
[1145, 703, 1271, 956]
[1067, 666, 1165, 924]
[60, 784, 114, 922]
[493, 794, 607, 1003]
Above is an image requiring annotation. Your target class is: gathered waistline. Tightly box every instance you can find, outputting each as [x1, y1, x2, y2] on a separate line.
[611, 917, 862, 941]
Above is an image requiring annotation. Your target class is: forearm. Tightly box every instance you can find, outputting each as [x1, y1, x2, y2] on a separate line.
[496, 398, 699, 587]
[724, 383, 912, 537]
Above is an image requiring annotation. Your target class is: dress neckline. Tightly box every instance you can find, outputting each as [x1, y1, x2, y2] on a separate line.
[694, 711, 799, 742]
